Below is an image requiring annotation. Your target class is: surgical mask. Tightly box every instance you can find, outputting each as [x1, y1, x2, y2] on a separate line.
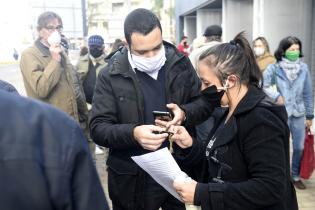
[47, 31, 61, 46]
[131, 46, 166, 73]
[89, 47, 104, 58]
[285, 50, 300, 62]
[253, 47, 265, 57]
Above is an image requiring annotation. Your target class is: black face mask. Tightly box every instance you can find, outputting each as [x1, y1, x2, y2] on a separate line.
[89, 47, 103, 58]
[201, 85, 225, 108]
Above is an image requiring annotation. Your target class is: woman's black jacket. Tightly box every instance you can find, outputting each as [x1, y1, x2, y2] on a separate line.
[177, 86, 298, 210]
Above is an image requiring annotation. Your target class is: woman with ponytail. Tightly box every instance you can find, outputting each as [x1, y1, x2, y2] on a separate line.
[157, 32, 298, 210]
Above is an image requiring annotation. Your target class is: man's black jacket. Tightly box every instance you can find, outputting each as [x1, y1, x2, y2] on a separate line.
[90, 41, 206, 209]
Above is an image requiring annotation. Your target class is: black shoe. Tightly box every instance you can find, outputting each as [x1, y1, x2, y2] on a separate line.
[293, 180, 306, 190]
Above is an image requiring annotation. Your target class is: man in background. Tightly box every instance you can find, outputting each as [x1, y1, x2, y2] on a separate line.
[189, 24, 222, 70]
[0, 90, 109, 210]
[20, 11, 79, 122]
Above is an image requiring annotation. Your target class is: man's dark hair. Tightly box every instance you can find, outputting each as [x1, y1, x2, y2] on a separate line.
[124, 8, 162, 45]
[37, 11, 63, 31]
[274, 36, 303, 62]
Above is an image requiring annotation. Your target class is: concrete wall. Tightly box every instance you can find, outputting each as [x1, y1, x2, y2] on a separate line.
[196, 9, 222, 37]
[175, 0, 215, 43]
[258, 0, 313, 66]
[184, 16, 197, 44]
[222, 0, 253, 41]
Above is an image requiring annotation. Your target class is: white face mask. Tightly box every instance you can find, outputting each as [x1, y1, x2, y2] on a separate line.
[254, 47, 265, 57]
[47, 31, 61, 46]
[130, 45, 166, 73]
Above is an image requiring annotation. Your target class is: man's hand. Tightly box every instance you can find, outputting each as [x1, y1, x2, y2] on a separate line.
[49, 43, 62, 62]
[173, 178, 197, 204]
[163, 103, 185, 128]
[133, 125, 168, 151]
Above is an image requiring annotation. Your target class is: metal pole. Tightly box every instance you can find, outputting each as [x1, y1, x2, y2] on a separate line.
[81, 0, 87, 37]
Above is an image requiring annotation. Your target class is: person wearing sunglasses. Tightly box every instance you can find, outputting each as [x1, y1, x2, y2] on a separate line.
[159, 32, 298, 210]
[20, 11, 79, 122]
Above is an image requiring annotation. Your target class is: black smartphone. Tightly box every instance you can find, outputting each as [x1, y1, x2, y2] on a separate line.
[153, 111, 173, 121]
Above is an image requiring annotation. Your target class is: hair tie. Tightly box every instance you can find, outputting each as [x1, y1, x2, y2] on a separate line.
[229, 40, 237, 45]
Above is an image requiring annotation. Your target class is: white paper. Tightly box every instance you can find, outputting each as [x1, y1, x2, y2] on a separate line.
[131, 148, 185, 201]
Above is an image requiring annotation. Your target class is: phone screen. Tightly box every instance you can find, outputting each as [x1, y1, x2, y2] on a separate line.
[153, 111, 173, 121]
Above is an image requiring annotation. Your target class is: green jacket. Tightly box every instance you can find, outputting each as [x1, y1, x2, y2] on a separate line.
[76, 53, 107, 83]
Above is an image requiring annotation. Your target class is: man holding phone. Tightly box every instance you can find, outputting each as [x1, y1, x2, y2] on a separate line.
[90, 8, 203, 210]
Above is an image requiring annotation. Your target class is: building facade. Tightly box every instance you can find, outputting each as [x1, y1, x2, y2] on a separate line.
[87, 0, 175, 44]
[175, 0, 315, 88]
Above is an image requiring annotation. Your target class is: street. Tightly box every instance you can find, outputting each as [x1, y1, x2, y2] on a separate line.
[0, 63, 314, 210]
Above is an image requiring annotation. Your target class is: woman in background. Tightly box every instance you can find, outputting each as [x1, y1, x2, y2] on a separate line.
[263, 36, 314, 190]
[253, 37, 276, 72]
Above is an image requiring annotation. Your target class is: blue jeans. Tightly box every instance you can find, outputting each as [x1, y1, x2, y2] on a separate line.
[288, 116, 305, 179]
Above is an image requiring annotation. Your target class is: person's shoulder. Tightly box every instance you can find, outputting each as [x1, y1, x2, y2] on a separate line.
[300, 61, 309, 70]
[0, 90, 79, 138]
[0, 80, 18, 94]
[264, 54, 276, 63]
[265, 62, 279, 72]
[246, 97, 287, 127]
[21, 44, 37, 55]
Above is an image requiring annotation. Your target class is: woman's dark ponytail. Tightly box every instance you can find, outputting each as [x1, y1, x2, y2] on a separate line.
[232, 32, 262, 88]
[199, 31, 262, 88]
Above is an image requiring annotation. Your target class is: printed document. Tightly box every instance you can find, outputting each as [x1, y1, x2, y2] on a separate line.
[131, 148, 184, 201]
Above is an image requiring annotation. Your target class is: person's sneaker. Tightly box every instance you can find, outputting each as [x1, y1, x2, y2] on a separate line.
[293, 180, 306, 190]
[95, 146, 104, 155]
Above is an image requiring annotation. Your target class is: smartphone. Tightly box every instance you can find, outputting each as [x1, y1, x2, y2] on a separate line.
[152, 111, 173, 121]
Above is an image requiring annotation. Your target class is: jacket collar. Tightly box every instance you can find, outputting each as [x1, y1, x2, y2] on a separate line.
[34, 38, 68, 65]
[233, 85, 265, 116]
[35, 38, 50, 57]
[208, 85, 265, 152]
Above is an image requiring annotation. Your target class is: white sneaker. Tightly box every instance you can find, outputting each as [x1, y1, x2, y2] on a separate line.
[95, 146, 104, 155]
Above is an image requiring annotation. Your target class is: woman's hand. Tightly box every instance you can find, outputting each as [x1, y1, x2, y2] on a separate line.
[173, 179, 197, 204]
[169, 126, 193, 149]
[276, 96, 285, 105]
[306, 119, 312, 130]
